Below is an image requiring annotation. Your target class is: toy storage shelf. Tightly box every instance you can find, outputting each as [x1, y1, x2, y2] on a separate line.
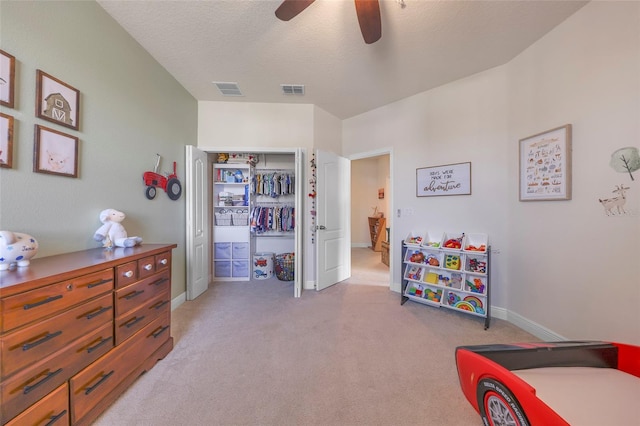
[400, 232, 491, 329]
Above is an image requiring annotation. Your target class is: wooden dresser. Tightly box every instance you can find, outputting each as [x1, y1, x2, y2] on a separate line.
[0, 244, 176, 425]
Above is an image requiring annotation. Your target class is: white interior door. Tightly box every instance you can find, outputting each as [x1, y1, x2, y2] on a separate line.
[186, 145, 209, 300]
[294, 148, 303, 297]
[315, 149, 351, 290]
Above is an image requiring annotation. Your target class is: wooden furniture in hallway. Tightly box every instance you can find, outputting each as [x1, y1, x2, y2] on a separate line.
[368, 216, 386, 252]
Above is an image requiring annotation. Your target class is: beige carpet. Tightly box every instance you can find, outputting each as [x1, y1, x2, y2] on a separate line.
[93, 250, 538, 426]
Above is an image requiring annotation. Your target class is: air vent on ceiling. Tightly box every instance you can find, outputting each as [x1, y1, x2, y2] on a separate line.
[281, 84, 305, 95]
[213, 82, 243, 97]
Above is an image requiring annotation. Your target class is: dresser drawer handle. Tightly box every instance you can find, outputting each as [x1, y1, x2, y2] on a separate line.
[22, 331, 63, 351]
[151, 325, 170, 339]
[85, 306, 112, 320]
[143, 263, 153, 271]
[44, 409, 67, 426]
[159, 258, 168, 265]
[23, 294, 63, 310]
[151, 300, 169, 310]
[23, 368, 63, 394]
[151, 277, 169, 286]
[124, 315, 146, 328]
[123, 270, 134, 278]
[87, 336, 112, 354]
[124, 290, 145, 300]
[84, 370, 114, 395]
[87, 278, 113, 289]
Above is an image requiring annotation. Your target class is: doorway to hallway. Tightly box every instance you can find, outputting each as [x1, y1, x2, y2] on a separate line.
[350, 153, 391, 287]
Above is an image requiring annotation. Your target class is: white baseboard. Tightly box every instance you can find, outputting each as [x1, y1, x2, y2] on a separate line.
[498, 308, 566, 341]
[172, 292, 186, 311]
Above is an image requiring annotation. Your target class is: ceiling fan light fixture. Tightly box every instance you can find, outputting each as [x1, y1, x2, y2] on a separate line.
[212, 81, 243, 96]
[281, 84, 305, 96]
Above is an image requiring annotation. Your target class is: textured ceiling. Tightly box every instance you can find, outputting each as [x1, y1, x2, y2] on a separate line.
[97, 0, 587, 120]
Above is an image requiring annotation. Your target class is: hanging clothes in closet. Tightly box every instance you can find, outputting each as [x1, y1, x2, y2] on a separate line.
[253, 172, 295, 197]
[250, 205, 295, 235]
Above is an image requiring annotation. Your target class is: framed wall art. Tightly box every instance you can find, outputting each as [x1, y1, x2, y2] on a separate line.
[0, 113, 14, 168]
[34, 124, 79, 178]
[36, 70, 80, 130]
[0, 50, 15, 108]
[417, 162, 471, 197]
[519, 124, 572, 201]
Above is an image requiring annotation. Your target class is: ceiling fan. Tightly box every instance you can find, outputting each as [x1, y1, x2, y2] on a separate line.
[275, 0, 382, 44]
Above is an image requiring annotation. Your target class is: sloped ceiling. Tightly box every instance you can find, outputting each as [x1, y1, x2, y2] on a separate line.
[98, 0, 587, 119]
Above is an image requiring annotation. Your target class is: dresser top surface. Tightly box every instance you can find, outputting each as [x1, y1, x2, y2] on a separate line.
[0, 244, 176, 296]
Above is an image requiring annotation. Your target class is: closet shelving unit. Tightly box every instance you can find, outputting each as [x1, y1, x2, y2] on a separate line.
[212, 162, 252, 281]
[400, 232, 491, 329]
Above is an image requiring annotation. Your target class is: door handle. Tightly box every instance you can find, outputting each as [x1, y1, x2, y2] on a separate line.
[317, 225, 326, 230]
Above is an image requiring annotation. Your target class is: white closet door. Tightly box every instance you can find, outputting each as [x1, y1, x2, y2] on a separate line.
[315, 149, 351, 291]
[186, 145, 209, 300]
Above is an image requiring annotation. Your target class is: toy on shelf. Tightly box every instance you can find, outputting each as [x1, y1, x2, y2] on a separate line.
[443, 233, 464, 249]
[426, 254, 440, 266]
[445, 254, 461, 270]
[466, 278, 486, 294]
[409, 251, 425, 263]
[406, 266, 423, 281]
[468, 258, 487, 273]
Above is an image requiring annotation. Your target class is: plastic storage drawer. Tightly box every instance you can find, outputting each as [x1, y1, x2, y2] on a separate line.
[232, 260, 249, 277]
[214, 261, 232, 277]
[232, 242, 249, 259]
[214, 242, 232, 260]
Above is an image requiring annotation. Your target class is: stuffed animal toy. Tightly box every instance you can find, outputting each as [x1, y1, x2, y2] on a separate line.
[93, 209, 142, 248]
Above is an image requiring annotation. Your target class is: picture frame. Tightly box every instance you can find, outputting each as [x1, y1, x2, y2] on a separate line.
[519, 124, 572, 201]
[0, 113, 14, 168]
[0, 50, 15, 108]
[416, 162, 471, 197]
[34, 124, 79, 178]
[36, 70, 80, 130]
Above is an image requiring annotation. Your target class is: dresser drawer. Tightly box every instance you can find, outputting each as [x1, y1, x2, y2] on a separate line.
[114, 291, 170, 346]
[155, 251, 171, 272]
[137, 255, 157, 280]
[115, 260, 138, 289]
[1, 293, 113, 379]
[1, 269, 114, 333]
[1, 322, 113, 422]
[70, 312, 170, 423]
[4, 382, 69, 426]
[114, 270, 170, 317]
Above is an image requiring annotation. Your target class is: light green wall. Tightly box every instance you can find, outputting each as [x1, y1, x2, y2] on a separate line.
[0, 1, 197, 299]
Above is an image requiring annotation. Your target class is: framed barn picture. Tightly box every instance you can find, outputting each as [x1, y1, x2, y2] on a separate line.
[36, 70, 80, 130]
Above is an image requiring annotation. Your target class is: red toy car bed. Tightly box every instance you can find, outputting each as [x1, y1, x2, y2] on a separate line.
[455, 341, 640, 425]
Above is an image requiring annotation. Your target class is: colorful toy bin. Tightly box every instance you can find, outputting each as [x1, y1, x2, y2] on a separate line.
[253, 252, 274, 280]
[275, 253, 295, 281]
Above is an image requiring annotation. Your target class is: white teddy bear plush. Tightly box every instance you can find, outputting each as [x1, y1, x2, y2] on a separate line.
[93, 209, 142, 248]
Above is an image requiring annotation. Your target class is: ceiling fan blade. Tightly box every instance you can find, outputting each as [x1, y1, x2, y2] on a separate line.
[354, 0, 381, 44]
[275, 0, 316, 21]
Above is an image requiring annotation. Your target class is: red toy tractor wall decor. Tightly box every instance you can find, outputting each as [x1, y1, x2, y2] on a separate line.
[143, 154, 182, 200]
